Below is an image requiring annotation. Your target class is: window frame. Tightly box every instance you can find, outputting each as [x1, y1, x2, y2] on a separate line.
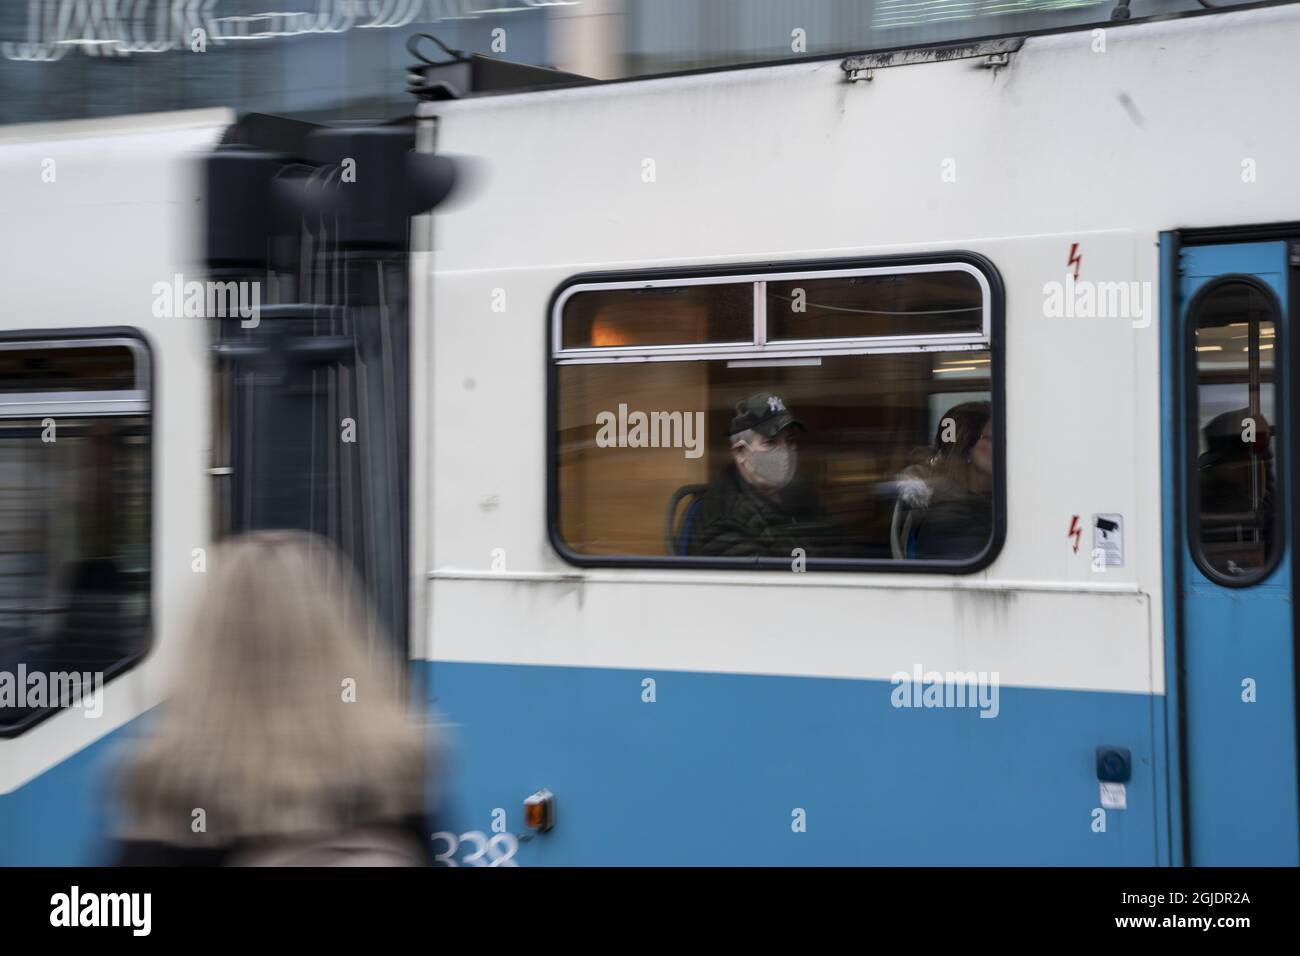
[546, 251, 1006, 573]
[553, 261, 992, 363]
[1184, 274, 1286, 588]
[0, 327, 154, 738]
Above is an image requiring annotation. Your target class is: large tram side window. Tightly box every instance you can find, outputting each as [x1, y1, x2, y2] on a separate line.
[0, 338, 151, 734]
[1190, 280, 1282, 582]
[552, 262, 1001, 570]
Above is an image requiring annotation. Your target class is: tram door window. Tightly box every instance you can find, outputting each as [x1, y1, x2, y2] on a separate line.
[1191, 282, 1280, 579]
[551, 261, 1001, 570]
[0, 337, 151, 734]
[1175, 240, 1299, 865]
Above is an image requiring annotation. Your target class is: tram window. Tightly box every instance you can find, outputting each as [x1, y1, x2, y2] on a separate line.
[1191, 281, 1282, 582]
[552, 262, 1000, 570]
[0, 345, 135, 392]
[0, 339, 151, 735]
[767, 272, 983, 341]
[561, 283, 753, 349]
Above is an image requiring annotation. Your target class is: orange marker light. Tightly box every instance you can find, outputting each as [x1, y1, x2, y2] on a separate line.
[524, 788, 555, 832]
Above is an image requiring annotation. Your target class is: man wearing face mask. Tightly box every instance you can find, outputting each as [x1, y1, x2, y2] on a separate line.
[686, 392, 825, 558]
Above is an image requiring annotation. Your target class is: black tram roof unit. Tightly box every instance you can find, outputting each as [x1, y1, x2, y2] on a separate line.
[406, 33, 594, 101]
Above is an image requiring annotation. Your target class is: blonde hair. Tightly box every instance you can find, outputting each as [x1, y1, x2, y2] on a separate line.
[118, 530, 430, 845]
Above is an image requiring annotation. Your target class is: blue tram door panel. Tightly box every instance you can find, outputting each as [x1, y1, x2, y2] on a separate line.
[1177, 241, 1300, 865]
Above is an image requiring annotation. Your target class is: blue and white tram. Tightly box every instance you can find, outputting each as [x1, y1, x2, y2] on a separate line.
[0, 110, 228, 864]
[1, 1, 1299, 866]
[414, 1, 1300, 865]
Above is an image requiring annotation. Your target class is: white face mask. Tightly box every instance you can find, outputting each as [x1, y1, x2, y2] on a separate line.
[742, 441, 797, 489]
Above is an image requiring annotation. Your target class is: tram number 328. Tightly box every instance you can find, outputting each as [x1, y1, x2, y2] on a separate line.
[431, 831, 520, 866]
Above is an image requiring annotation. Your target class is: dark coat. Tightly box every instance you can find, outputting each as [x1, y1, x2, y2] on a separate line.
[110, 814, 435, 866]
[911, 484, 993, 560]
[686, 464, 827, 559]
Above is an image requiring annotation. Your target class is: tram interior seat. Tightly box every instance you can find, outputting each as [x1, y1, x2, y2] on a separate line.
[889, 495, 921, 560]
[665, 483, 709, 556]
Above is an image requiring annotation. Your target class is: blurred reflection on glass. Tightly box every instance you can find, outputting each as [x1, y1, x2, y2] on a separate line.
[0, 342, 149, 732]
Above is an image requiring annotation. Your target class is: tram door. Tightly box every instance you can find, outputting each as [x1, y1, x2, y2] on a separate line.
[1176, 240, 1300, 864]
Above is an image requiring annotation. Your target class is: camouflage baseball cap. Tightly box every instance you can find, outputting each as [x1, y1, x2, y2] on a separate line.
[729, 392, 805, 438]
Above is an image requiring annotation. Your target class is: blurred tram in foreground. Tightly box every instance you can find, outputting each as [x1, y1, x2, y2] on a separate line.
[3, 1, 1300, 865]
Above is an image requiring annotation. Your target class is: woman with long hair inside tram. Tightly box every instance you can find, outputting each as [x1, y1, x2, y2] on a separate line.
[902, 401, 994, 561]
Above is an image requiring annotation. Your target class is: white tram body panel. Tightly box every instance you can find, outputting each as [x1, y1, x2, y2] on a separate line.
[414, 5, 1300, 864]
[0, 111, 225, 804]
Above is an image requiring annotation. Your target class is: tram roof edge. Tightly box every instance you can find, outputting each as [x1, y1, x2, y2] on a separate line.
[413, 0, 1300, 110]
[0, 107, 235, 145]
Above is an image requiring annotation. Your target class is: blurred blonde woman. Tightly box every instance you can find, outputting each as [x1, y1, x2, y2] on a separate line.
[113, 530, 435, 866]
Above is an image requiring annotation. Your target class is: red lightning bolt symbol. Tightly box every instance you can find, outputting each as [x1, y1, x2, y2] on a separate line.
[1068, 515, 1082, 553]
[1067, 243, 1082, 281]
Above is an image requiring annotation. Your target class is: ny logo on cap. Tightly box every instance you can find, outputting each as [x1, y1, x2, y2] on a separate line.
[767, 396, 786, 413]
